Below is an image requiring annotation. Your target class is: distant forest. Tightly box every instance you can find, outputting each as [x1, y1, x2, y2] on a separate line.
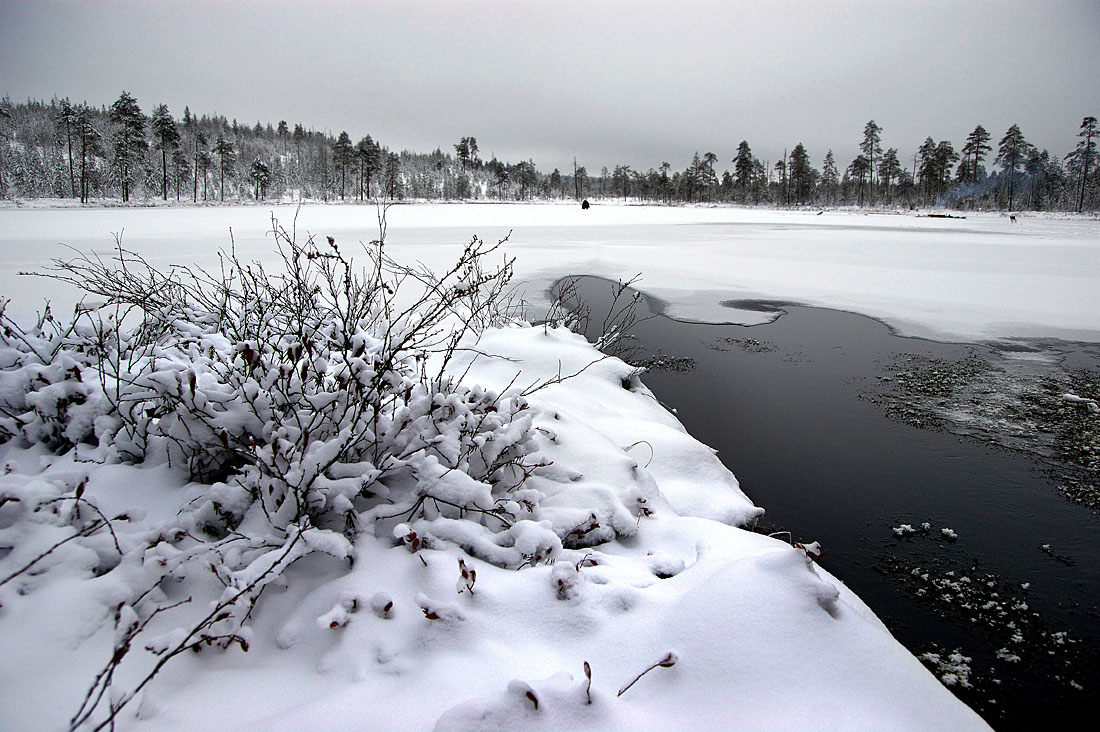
[0, 92, 1096, 212]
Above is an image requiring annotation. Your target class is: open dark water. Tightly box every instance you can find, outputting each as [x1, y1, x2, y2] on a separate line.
[556, 276, 1100, 731]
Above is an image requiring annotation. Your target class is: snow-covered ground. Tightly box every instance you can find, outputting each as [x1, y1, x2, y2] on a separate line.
[3, 202, 1090, 731]
[0, 323, 989, 732]
[2, 203, 1098, 343]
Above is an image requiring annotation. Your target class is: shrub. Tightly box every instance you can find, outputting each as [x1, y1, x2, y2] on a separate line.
[0, 215, 560, 730]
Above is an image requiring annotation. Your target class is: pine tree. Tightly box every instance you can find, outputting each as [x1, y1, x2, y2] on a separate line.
[55, 98, 78, 197]
[332, 131, 354, 200]
[933, 141, 959, 200]
[292, 123, 305, 163]
[248, 158, 271, 200]
[108, 91, 147, 202]
[454, 138, 470, 171]
[774, 152, 787, 205]
[861, 120, 883, 202]
[197, 145, 212, 201]
[191, 130, 207, 202]
[0, 100, 10, 196]
[917, 137, 938, 204]
[75, 105, 102, 203]
[700, 152, 719, 200]
[151, 104, 180, 200]
[877, 148, 901, 204]
[384, 152, 402, 198]
[788, 143, 813, 203]
[847, 154, 871, 206]
[733, 141, 754, 200]
[467, 137, 479, 168]
[995, 124, 1031, 210]
[820, 150, 838, 205]
[517, 159, 538, 199]
[355, 136, 378, 200]
[548, 168, 562, 198]
[1066, 116, 1097, 212]
[213, 134, 235, 202]
[959, 124, 992, 184]
[171, 147, 190, 201]
[277, 120, 289, 155]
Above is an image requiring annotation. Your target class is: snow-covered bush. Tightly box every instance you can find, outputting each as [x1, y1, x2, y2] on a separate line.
[2, 217, 538, 531]
[0, 216, 557, 730]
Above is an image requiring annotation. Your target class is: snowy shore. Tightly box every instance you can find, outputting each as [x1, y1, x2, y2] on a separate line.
[0, 322, 990, 731]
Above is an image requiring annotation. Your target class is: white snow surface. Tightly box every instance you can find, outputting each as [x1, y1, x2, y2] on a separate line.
[0, 202, 1033, 730]
[0, 323, 992, 731]
[1, 202, 1098, 343]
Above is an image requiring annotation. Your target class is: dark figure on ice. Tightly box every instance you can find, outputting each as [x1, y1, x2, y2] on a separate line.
[581, 199, 590, 209]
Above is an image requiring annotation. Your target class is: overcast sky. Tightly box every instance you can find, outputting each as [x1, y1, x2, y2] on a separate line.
[2, 0, 1098, 173]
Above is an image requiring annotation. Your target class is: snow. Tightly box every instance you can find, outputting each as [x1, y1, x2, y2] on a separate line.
[0, 201, 1051, 730]
[2, 203, 1098, 343]
[0, 321, 992, 731]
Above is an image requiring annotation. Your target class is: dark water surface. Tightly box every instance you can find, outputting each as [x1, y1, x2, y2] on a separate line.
[556, 276, 1100, 731]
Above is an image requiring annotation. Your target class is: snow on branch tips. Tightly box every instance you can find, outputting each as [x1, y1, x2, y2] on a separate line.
[0, 214, 542, 730]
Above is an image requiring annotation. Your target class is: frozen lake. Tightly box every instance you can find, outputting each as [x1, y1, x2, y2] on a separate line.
[1, 203, 1098, 344]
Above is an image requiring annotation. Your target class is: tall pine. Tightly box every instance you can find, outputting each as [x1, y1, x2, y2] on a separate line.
[151, 104, 180, 200]
[1066, 116, 1097, 212]
[959, 124, 992, 184]
[860, 120, 883, 202]
[995, 124, 1031, 210]
[108, 91, 147, 202]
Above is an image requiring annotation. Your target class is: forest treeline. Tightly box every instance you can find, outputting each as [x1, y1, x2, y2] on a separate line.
[0, 92, 1096, 211]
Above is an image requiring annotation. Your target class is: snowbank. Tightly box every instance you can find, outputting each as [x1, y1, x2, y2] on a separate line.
[0, 324, 989, 731]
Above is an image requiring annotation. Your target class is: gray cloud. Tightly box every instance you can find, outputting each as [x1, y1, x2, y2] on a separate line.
[2, 0, 1097, 173]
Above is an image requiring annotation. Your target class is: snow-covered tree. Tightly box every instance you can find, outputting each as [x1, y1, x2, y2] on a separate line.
[108, 91, 148, 202]
[151, 103, 181, 201]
